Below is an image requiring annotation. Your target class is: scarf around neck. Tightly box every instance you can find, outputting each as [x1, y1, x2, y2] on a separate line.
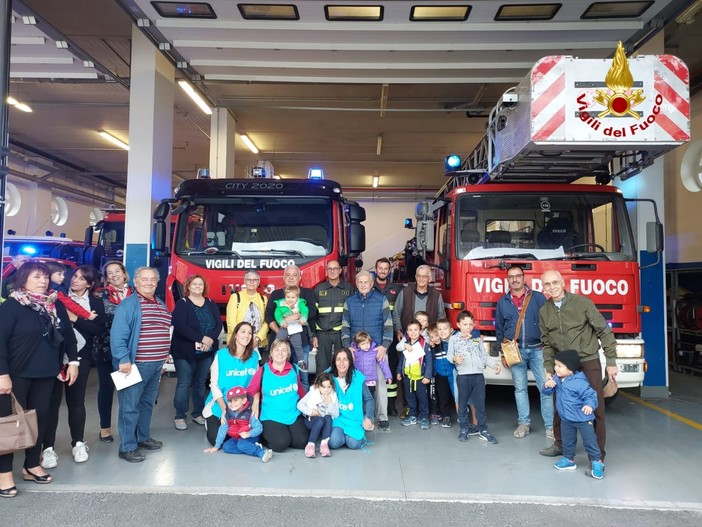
[11, 288, 60, 329]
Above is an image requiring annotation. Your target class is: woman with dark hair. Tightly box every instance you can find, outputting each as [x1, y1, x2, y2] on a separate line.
[202, 321, 260, 446]
[41, 265, 106, 467]
[248, 339, 308, 452]
[171, 274, 222, 431]
[94, 261, 133, 443]
[0, 261, 78, 496]
[329, 347, 375, 450]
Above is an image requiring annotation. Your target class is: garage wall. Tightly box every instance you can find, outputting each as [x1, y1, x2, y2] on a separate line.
[4, 177, 95, 241]
[664, 88, 702, 264]
[356, 200, 420, 273]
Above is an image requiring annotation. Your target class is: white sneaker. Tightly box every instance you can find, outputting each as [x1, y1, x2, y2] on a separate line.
[72, 441, 89, 463]
[192, 416, 206, 426]
[41, 447, 58, 469]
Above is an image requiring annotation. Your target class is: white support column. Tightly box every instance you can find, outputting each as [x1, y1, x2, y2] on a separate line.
[619, 32, 668, 398]
[123, 26, 175, 279]
[209, 107, 236, 179]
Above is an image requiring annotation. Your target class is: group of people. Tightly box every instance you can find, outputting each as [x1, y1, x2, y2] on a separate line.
[0, 259, 134, 497]
[0, 255, 619, 497]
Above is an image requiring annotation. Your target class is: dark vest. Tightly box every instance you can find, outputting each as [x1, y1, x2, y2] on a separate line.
[346, 289, 386, 346]
[400, 283, 442, 330]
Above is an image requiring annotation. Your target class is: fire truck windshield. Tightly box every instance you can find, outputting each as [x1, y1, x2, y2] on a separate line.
[174, 197, 332, 257]
[455, 191, 635, 261]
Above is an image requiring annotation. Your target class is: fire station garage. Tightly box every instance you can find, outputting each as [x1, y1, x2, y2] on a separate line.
[1, 1, 702, 524]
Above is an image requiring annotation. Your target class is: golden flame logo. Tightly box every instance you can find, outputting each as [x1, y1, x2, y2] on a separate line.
[593, 41, 645, 119]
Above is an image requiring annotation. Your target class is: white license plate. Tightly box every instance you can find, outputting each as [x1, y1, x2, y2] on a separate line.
[619, 364, 639, 373]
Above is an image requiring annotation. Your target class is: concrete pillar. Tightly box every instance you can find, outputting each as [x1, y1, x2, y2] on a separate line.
[123, 26, 175, 280]
[209, 107, 236, 179]
[620, 32, 668, 398]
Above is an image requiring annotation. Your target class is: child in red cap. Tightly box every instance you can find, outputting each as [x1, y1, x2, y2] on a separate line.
[204, 386, 272, 462]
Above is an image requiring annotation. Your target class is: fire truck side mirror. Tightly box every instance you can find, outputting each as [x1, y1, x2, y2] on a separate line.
[153, 222, 167, 253]
[348, 224, 365, 256]
[83, 226, 94, 248]
[646, 221, 664, 253]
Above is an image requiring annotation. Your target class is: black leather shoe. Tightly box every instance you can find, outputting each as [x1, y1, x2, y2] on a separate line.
[118, 449, 145, 463]
[137, 438, 163, 450]
[99, 434, 114, 443]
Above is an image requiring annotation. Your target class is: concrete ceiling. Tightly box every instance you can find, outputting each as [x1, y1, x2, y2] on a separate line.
[6, 0, 702, 203]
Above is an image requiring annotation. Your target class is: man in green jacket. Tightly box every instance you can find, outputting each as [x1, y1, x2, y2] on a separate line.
[538, 269, 619, 464]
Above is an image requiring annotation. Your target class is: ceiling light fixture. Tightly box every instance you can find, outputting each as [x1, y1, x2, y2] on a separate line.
[376, 135, 383, 155]
[98, 130, 129, 151]
[177, 79, 212, 115]
[7, 96, 33, 112]
[372, 175, 379, 188]
[675, 0, 702, 24]
[240, 134, 259, 154]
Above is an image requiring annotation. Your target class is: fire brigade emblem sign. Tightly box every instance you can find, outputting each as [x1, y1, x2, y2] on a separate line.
[593, 42, 645, 119]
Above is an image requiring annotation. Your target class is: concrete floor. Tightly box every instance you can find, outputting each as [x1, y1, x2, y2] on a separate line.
[8, 369, 702, 513]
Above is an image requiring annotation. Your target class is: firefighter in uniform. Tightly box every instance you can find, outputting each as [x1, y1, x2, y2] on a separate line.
[312, 260, 353, 375]
[372, 257, 403, 416]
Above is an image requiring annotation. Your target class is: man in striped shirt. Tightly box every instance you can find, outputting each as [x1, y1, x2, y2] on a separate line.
[111, 267, 171, 463]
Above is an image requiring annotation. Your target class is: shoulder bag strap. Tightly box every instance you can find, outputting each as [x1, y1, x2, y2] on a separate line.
[513, 292, 532, 342]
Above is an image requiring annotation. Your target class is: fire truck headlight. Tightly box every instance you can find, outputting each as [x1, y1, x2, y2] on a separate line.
[616, 343, 643, 358]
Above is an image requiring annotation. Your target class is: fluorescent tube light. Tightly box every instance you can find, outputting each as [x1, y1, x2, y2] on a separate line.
[178, 79, 212, 115]
[98, 130, 129, 151]
[241, 134, 259, 154]
[372, 176, 379, 188]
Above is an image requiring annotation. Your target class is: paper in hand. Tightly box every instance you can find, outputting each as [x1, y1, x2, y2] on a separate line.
[111, 364, 143, 390]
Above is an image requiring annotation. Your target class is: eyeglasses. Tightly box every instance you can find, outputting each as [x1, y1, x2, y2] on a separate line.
[542, 280, 562, 289]
[327, 267, 341, 271]
[245, 278, 259, 282]
[508, 274, 524, 280]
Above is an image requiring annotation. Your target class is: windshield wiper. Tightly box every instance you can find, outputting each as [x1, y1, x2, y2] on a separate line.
[570, 252, 611, 261]
[241, 248, 306, 258]
[186, 248, 243, 258]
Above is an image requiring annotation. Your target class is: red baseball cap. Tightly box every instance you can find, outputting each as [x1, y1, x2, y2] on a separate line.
[226, 386, 247, 400]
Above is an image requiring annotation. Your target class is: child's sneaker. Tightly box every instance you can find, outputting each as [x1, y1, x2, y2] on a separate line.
[378, 420, 390, 432]
[441, 416, 452, 428]
[401, 416, 418, 427]
[430, 414, 441, 426]
[478, 430, 498, 444]
[589, 460, 605, 479]
[41, 447, 58, 469]
[467, 424, 480, 436]
[554, 457, 577, 471]
[304, 443, 316, 458]
[419, 418, 430, 430]
[458, 429, 469, 442]
[261, 449, 273, 463]
[320, 441, 331, 457]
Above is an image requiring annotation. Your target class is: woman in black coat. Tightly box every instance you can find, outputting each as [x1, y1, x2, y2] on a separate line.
[171, 274, 222, 431]
[0, 261, 78, 497]
[41, 265, 106, 468]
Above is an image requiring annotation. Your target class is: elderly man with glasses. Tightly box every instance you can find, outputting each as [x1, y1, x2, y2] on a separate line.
[494, 265, 551, 440]
[393, 265, 447, 342]
[312, 260, 353, 375]
[538, 269, 618, 466]
[226, 270, 268, 348]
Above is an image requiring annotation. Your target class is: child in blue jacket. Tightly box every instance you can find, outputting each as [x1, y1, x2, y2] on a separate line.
[543, 349, 604, 479]
[204, 386, 272, 462]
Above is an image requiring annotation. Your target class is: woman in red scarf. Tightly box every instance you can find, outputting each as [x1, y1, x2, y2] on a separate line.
[94, 261, 133, 443]
[0, 261, 78, 497]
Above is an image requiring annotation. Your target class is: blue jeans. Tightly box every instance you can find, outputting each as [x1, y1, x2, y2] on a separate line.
[118, 360, 164, 453]
[562, 418, 601, 462]
[304, 414, 333, 443]
[329, 426, 364, 450]
[173, 356, 213, 419]
[403, 377, 429, 419]
[222, 435, 266, 457]
[510, 346, 554, 429]
[456, 374, 487, 431]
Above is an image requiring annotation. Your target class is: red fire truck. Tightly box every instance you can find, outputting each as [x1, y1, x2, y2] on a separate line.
[414, 44, 690, 389]
[152, 175, 365, 321]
